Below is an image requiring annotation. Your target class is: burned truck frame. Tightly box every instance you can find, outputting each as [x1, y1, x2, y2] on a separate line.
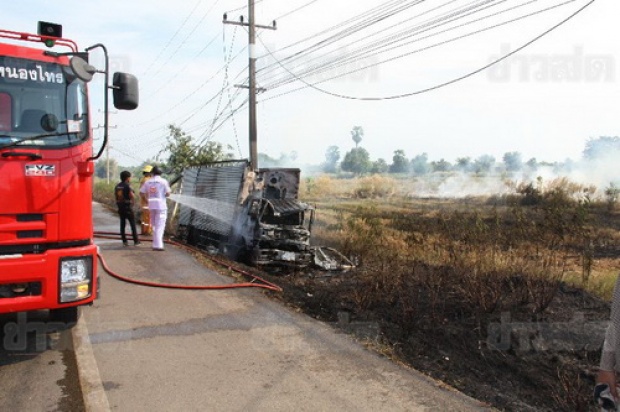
[177, 160, 316, 268]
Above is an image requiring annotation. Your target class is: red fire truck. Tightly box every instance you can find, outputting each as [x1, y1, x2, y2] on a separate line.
[0, 22, 138, 324]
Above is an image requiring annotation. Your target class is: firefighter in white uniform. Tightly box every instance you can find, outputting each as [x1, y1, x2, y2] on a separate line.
[139, 166, 171, 251]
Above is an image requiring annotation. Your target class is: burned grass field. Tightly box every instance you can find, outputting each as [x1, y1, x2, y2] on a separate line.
[266, 175, 620, 411]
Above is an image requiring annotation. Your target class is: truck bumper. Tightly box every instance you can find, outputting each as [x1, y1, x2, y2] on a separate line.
[0, 244, 98, 314]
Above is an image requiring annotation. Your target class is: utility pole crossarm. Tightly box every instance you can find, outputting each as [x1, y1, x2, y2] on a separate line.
[223, 20, 276, 31]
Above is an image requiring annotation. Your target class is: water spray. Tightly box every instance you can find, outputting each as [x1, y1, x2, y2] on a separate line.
[168, 193, 236, 224]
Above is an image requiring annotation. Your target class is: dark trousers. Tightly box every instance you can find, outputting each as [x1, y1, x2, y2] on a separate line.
[118, 208, 139, 244]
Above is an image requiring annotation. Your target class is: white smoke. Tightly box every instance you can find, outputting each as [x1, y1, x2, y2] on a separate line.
[408, 156, 620, 199]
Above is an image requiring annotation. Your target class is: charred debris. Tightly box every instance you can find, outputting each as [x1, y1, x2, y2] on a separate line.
[175, 160, 354, 272]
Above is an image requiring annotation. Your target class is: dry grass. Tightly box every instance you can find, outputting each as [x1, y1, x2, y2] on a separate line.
[304, 175, 620, 299]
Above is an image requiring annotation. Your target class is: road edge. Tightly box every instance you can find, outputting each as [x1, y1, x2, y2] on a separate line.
[72, 312, 111, 412]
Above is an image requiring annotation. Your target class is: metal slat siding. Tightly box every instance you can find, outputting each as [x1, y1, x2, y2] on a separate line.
[180, 162, 247, 237]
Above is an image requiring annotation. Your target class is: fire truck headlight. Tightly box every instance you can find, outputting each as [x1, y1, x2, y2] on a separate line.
[59, 257, 93, 303]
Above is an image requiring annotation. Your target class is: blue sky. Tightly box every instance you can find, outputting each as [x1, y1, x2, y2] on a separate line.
[3, 0, 618, 171]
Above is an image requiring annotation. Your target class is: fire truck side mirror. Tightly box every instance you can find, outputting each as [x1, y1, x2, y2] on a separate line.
[112, 73, 139, 110]
[69, 56, 97, 82]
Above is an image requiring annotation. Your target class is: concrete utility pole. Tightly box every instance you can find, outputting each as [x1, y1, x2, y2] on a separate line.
[223, 1, 276, 171]
[97, 124, 117, 183]
[97, 109, 117, 183]
[248, 1, 258, 172]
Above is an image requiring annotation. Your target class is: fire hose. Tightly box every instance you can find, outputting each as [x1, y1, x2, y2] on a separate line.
[93, 231, 282, 292]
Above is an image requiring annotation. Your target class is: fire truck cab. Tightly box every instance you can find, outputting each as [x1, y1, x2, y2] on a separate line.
[0, 22, 138, 324]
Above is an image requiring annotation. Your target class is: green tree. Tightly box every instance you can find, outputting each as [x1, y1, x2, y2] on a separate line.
[525, 157, 538, 171]
[389, 149, 409, 174]
[158, 124, 234, 175]
[341, 147, 371, 175]
[455, 157, 471, 172]
[95, 158, 118, 181]
[431, 158, 452, 172]
[410, 153, 430, 176]
[502, 151, 522, 172]
[323, 145, 340, 173]
[351, 126, 364, 148]
[371, 158, 388, 174]
[583, 136, 620, 160]
[473, 154, 495, 174]
[95, 159, 107, 179]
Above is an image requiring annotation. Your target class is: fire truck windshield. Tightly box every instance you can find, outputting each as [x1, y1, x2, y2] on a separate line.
[0, 55, 89, 149]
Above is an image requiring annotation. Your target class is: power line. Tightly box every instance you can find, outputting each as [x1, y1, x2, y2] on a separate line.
[225, 0, 264, 15]
[261, 0, 529, 89]
[274, 0, 322, 21]
[260, 0, 596, 101]
[124, 47, 248, 132]
[257, 0, 498, 87]
[143, 31, 221, 100]
[259, 0, 413, 59]
[141, 0, 203, 76]
[222, 24, 243, 158]
[147, 0, 222, 78]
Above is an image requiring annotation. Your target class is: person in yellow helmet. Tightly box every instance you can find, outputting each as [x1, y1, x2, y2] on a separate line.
[139, 165, 153, 235]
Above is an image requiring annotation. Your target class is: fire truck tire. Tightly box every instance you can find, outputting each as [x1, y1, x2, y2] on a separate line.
[49, 306, 79, 326]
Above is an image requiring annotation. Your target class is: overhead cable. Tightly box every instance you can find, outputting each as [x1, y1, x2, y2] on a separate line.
[261, 0, 596, 101]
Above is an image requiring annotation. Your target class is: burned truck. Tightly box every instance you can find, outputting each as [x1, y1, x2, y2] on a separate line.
[177, 160, 320, 269]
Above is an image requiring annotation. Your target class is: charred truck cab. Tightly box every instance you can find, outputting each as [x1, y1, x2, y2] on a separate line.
[243, 168, 315, 267]
[0, 22, 138, 323]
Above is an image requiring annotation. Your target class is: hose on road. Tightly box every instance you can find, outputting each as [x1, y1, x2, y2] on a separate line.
[94, 231, 282, 292]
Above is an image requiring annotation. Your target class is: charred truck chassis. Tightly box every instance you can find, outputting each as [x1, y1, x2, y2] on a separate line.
[177, 160, 316, 269]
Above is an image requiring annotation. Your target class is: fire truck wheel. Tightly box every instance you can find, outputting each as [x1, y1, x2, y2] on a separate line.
[49, 306, 79, 326]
